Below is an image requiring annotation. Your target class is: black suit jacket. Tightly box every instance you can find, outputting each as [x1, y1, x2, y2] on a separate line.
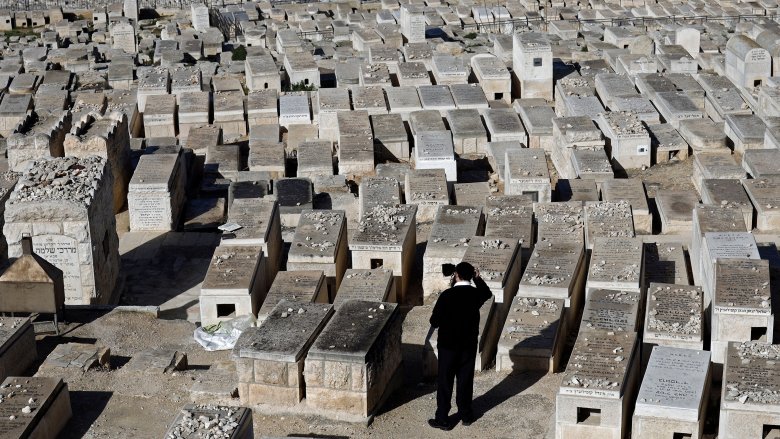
[430, 277, 493, 351]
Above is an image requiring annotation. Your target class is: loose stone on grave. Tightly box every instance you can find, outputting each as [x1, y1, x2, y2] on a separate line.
[580, 289, 641, 333]
[632, 347, 711, 439]
[0, 377, 72, 439]
[484, 196, 534, 263]
[334, 269, 395, 308]
[535, 201, 585, 245]
[583, 201, 635, 250]
[165, 404, 253, 438]
[496, 297, 565, 373]
[287, 210, 348, 303]
[644, 242, 691, 285]
[719, 342, 780, 439]
[643, 283, 704, 359]
[0, 318, 35, 382]
[199, 245, 266, 327]
[743, 177, 780, 232]
[304, 300, 402, 422]
[222, 198, 282, 284]
[234, 300, 334, 407]
[556, 330, 639, 439]
[588, 239, 642, 300]
[349, 204, 417, 303]
[38, 343, 110, 372]
[518, 240, 586, 322]
[422, 205, 484, 296]
[403, 169, 449, 223]
[700, 179, 754, 231]
[655, 191, 700, 234]
[359, 177, 400, 220]
[257, 271, 327, 323]
[711, 258, 774, 364]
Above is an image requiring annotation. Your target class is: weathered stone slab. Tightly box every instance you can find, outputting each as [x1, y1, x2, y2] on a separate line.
[257, 271, 327, 322]
[644, 283, 703, 353]
[655, 191, 700, 234]
[0, 377, 71, 439]
[535, 201, 584, 245]
[333, 269, 395, 308]
[586, 237, 643, 297]
[496, 297, 565, 373]
[581, 289, 641, 333]
[423, 206, 484, 296]
[287, 210, 348, 301]
[643, 243, 690, 286]
[39, 343, 110, 372]
[403, 169, 448, 223]
[200, 245, 266, 326]
[583, 201, 635, 250]
[743, 178, 780, 232]
[124, 349, 186, 374]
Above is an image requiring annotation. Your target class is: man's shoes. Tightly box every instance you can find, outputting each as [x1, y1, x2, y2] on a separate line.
[428, 418, 453, 431]
[461, 414, 477, 426]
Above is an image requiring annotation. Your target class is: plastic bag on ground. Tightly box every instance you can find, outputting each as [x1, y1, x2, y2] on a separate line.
[193, 314, 256, 351]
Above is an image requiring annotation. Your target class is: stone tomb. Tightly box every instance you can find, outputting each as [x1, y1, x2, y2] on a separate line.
[462, 237, 522, 305]
[643, 283, 704, 360]
[632, 347, 711, 439]
[484, 196, 535, 264]
[422, 206, 484, 296]
[359, 177, 400, 220]
[655, 191, 700, 234]
[586, 237, 643, 299]
[505, 149, 551, 203]
[719, 342, 780, 439]
[287, 210, 348, 302]
[234, 300, 334, 406]
[0, 318, 35, 382]
[403, 169, 449, 223]
[128, 152, 185, 231]
[165, 405, 253, 438]
[643, 243, 690, 286]
[700, 232, 760, 309]
[743, 178, 780, 232]
[304, 300, 402, 421]
[691, 152, 746, 195]
[496, 297, 565, 373]
[711, 259, 774, 364]
[3, 157, 120, 305]
[583, 201, 635, 250]
[453, 182, 490, 207]
[257, 271, 327, 323]
[600, 179, 651, 235]
[556, 330, 639, 439]
[580, 289, 641, 333]
[700, 179, 753, 232]
[350, 205, 417, 303]
[692, 206, 750, 287]
[333, 269, 395, 308]
[413, 131, 457, 182]
[200, 245, 266, 327]
[274, 178, 314, 227]
[535, 201, 585, 245]
[518, 241, 586, 310]
[124, 349, 186, 374]
[0, 377, 71, 439]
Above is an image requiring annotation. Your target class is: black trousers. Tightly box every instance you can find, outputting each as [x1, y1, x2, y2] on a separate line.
[435, 346, 477, 421]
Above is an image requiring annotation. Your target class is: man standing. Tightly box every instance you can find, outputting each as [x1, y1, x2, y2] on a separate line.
[428, 262, 493, 431]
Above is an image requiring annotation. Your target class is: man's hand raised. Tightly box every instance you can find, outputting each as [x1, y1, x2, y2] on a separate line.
[474, 268, 480, 279]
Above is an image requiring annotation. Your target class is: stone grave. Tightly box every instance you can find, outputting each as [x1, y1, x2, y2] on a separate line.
[505, 149, 551, 202]
[556, 179, 599, 202]
[600, 179, 651, 234]
[700, 179, 754, 231]
[0, 377, 71, 439]
[496, 297, 565, 373]
[719, 342, 780, 439]
[692, 206, 750, 287]
[691, 152, 746, 195]
[124, 349, 187, 374]
[586, 237, 643, 299]
[595, 111, 651, 170]
[535, 201, 585, 245]
[0, 318, 35, 382]
[711, 258, 774, 364]
[422, 205, 484, 296]
[403, 169, 449, 223]
[274, 178, 314, 228]
[164, 405, 253, 438]
[453, 182, 490, 207]
[304, 300, 401, 422]
[349, 205, 417, 303]
[484, 196, 535, 264]
[580, 289, 641, 333]
[655, 191, 700, 234]
[199, 245, 266, 327]
[234, 300, 333, 407]
[222, 198, 282, 287]
[287, 210, 348, 302]
[38, 343, 110, 372]
[700, 232, 760, 308]
[643, 243, 690, 286]
[643, 283, 704, 360]
[333, 269, 395, 308]
[359, 177, 400, 220]
[556, 330, 639, 439]
[257, 271, 327, 323]
[413, 131, 457, 182]
[371, 113, 409, 160]
[183, 198, 227, 232]
[3, 156, 120, 305]
[742, 149, 780, 179]
[296, 140, 334, 181]
[632, 347, 711, 439]
[446, 109, 488, 154]
[128, 152, 185, 232]
[583, 201, 635, 250]
[462, 236, 522, 305]
[743, 178, 780, 232]
[484, 109, 528, 144]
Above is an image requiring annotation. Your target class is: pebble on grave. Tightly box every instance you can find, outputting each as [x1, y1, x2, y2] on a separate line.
[583, 201, 636, 250]
[711, 258, 773, 365]
[719, 342, 780, 439]
[427, 294, 496, 372]
[333, 269, 395, 308]
[3, 156, 120, 306]
[556, 329, 639, 439]
[403, 169, 449, 223]
[0, 377, 71, 439]
[221, 197, 282, 292]
[586, 237, 643, 299]
[600, 179, 652, 234]
[165, 404, 253, 438]
[742, 177, 780, 232]
[350, 204, 417, 304]
[580, 289, 641, 333]
[535, 201, 585, 246]
[496, 297, 565, 373]
[358, 177, 400, 220]
[700, 232, 760, 309]
[128, 152, 185, 232]
[199, 245, 266, 327]
[655, 191, 700, 235]
[38, 343, 110, 372]
[422, 205, 484, 297]
[304, 300, 402, 421]
[505, 148, 551, 203]
[257, 271, 327, 323]
[595, 111, 651, 170]
[233, 300, 333, 407]
[288, 210, 349, 302]
[644, 243, 691, 286]
[632, 347, 711, 439]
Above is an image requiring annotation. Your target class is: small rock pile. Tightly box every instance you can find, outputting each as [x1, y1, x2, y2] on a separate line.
[10, 156, 106, 206]
[166, 405, 243, 439]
